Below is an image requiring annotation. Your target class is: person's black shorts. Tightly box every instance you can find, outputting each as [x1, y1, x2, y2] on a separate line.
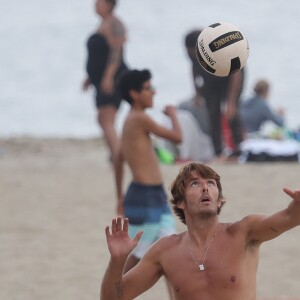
[94, 87, 122, 109]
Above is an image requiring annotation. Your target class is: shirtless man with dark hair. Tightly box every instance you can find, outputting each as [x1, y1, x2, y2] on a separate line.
[114, 69, 182, 299]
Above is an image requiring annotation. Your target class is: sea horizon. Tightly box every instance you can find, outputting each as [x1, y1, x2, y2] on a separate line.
[1, 0, 299, 137]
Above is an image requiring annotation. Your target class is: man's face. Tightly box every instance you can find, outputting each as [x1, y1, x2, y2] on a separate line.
[180, 171, 221, 218]
[138, 80, 156, 108]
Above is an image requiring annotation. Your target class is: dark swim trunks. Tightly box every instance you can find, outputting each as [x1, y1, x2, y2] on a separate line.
[124, 182, 176, 258]
[86, 33, 128, 109]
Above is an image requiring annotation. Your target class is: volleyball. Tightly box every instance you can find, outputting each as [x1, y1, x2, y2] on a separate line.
[196, 22, 249, 77]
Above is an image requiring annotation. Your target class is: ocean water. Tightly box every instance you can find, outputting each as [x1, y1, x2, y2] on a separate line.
[1, 0, 300, 137]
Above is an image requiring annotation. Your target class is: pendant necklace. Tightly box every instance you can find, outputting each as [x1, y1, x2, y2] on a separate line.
[188, 225, 220, 271]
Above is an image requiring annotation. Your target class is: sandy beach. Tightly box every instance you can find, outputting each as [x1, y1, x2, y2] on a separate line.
[1, 137, 300, 300]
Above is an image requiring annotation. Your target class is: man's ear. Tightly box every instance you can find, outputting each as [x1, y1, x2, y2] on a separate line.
[129, 89, 138, 101]
[177, 200, 185, 209]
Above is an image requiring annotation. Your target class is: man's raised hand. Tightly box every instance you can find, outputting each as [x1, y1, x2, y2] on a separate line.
[283, 187, 300, 202]
[105, 217, 143, 259]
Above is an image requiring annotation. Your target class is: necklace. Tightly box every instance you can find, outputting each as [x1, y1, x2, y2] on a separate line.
[188, 225, 220, 271]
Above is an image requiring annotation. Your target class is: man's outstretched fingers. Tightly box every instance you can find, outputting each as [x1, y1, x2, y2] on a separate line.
[283, 187, 295, 199]
[111, 218, 117, 234]
[123, 218, 129, 232]
[133, 231, 143, 244]
[116, 216, 122, 232]
[105, 225, 110, 238]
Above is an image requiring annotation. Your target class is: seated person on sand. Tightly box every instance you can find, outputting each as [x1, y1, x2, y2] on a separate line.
[240, 79, 285, 135]
[178, 96, 211, 138]
[155, 102, 214, 163]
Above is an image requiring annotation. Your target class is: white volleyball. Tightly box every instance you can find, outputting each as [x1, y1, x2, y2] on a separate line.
[196, 22, 249, 77]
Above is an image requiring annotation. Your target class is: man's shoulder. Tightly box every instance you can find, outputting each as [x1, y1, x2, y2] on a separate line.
[125, 110, 150, 125]
[225, 214, 267, 234]
[143, 232, 185, 263]
[148, 231, 182, 247]
[156, 231, 185, 249]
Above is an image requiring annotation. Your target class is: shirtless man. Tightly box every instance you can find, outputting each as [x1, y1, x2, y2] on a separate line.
[114, 69, 182, 298]
[101, 162, 300, 300]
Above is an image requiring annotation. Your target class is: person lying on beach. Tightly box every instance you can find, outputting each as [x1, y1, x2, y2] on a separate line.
[101, 162, 300, 300]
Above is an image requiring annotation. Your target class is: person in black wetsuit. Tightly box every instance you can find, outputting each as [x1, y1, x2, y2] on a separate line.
[82, 0, 128, 164]
[184, 29, 245, 160]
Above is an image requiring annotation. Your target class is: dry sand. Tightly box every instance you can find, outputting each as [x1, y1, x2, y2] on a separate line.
[1, 137, 300, 300]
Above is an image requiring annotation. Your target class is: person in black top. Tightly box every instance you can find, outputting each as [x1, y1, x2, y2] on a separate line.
[82, 0, 128, 164]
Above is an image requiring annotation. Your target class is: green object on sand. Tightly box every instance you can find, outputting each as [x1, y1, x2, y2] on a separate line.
[155, 147, 175, 164]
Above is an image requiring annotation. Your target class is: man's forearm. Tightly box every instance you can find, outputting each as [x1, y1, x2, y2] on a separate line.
[170, 115, 183, 144]
[101, 258, 127, 300]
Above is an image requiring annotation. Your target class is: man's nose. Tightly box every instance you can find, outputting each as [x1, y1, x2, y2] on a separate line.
[202, 186, 208, 193]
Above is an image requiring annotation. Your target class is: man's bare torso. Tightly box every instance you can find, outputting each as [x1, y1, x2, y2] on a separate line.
[122, 110, 163, 184]
[152, 222, 259, 300]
